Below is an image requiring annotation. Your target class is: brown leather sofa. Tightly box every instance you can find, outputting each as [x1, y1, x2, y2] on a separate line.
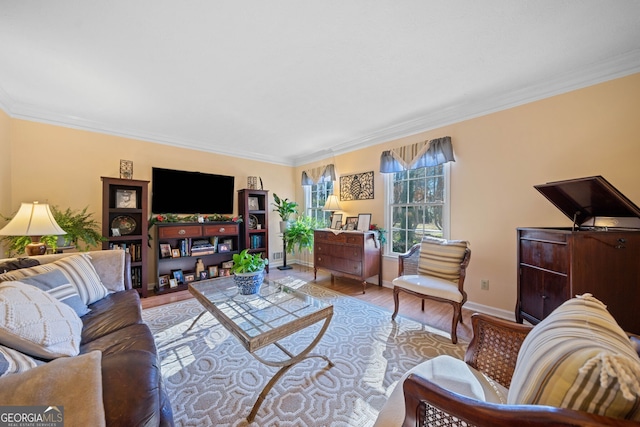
[0, 250, 174, 427]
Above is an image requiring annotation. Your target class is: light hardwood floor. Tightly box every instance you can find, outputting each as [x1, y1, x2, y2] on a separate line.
[141, 263, 474, 343]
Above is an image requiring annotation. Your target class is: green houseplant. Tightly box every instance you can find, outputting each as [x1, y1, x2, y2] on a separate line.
[231, 249, 269, 295]
[272, 193, 298, 232]
[1, 205, 104, 256]
[284, 215, 323, 254]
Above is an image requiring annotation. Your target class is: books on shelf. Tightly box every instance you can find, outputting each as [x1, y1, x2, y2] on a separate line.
[109, 242, 143, 262]
[250, 235, 264, 249]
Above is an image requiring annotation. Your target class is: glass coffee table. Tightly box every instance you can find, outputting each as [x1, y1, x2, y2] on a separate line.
[188, 276, 334, 422]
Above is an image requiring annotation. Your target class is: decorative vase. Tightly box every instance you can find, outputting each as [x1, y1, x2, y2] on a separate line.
[233, 270, 265, 295]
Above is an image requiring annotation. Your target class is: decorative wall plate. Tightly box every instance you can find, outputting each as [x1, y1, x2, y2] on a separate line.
[111, 215, 137, 235]
[248, 214, 259, 229]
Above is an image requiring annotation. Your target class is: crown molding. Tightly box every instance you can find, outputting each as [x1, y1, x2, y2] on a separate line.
[293, 49, 640, 166]
[2, 50, 639, 168]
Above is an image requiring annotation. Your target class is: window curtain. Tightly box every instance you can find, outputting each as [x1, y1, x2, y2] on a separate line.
[301, 164, 336, 186]
[379, 136, 455, 173]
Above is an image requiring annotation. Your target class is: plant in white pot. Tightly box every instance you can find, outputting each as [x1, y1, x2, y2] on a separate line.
[272, 193, 298, 233]
[231, 249, 269, 295]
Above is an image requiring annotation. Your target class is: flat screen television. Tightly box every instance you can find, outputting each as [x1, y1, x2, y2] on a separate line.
[151, 167, 235, 214]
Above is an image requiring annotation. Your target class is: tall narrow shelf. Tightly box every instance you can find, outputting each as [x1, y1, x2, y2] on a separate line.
[237, 189, 269, 271]
[101, 177, 149, 297]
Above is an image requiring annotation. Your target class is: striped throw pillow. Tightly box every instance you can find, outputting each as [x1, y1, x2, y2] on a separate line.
[0, 254, 108, 305]
[0, 345, 45, 377]
[417, 237, 468, 281]
[508, 294, 640, 420]
[16, 269, 90, 316]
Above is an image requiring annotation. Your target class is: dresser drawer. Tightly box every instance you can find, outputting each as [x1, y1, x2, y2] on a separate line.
[315, 254, 362, 276]
[158, 225, 202, 239]
[315, 231, 363, 245]
[203, 224, 238, 236]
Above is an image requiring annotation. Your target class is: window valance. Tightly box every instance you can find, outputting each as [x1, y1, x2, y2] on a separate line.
[379, 136, 455, 173]
[301, 164, 337, 186]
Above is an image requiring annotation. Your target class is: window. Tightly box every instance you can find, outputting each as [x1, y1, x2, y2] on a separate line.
[305, 181, 334, 227]
[386, 164, 449, 254]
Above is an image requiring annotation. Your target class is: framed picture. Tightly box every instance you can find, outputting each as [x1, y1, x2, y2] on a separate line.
[330, 213, 343, 230]
[111, 228, 121, 237]
[345, 216, 358, 227]
[184, 272, 195, 283]
[223, 239, 233, 250]
[199, 270, 209, 280]
[159, 243, 172, 258]
[208, 266, 218, 277]
[219, 268, 231, 276]
[218, 243, 230, 253]
[171, 269, 184, 284]
[119, 159, 133, 179]
[115, 189, 137, 208]
[158, 275, 170, 287]
[248, 196, 260, 211]
[171, 248, 181, 258]
[169, 278, 178, 288]
[340, 171, 374, 201]
[346, 223, 355, 231]
[221, 260, 234, 269]
[357, 213, 371, 232]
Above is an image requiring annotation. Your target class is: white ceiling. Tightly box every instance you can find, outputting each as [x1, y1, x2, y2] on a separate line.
[1, 1, 640, 166]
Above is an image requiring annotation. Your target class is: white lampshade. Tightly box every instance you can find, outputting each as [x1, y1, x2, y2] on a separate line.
[0, 202, 66, 255]
[323, 194, 342, 211]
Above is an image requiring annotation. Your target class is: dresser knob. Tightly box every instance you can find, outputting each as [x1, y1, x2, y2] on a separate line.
[178, 229, 186, 235]
[220, 227, 225, 232]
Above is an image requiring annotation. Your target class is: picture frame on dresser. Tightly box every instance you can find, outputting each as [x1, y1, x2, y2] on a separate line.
[159, 243, 172, 258]
[357, 213, 371, 232]
[331, 214, 343, 230]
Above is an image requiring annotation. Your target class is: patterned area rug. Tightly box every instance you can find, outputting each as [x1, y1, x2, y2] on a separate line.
[142, 279, 466, 426]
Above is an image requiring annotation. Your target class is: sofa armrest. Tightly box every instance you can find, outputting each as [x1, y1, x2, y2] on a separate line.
[464, 313, 532, 389]
[402, 373, 637, 427]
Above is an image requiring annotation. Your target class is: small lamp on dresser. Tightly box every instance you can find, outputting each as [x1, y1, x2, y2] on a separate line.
[323, 194, 342, 225]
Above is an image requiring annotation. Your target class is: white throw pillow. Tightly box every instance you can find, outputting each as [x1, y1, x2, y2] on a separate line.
[0, 282, 82, 359]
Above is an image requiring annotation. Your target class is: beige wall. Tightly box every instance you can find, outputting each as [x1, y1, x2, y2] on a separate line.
[2, 73, 639, 314]
[297, 73, 640, 315]
[0, 109, 11, 217]
[4, 119, 296, 280]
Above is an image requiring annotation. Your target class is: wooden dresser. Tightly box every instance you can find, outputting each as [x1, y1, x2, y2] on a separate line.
[516, 176, 640, 335]
[313, 229, 381, 293]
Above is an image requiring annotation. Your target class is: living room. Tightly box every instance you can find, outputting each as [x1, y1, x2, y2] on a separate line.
[2, 73, 639, 319]
[1, 2, 640, 426]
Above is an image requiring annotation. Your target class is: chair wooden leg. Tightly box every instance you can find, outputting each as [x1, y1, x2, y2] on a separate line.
[421, 299, 425, 312]
[391, 287, 400, 320]
[450, 302, 461, 344]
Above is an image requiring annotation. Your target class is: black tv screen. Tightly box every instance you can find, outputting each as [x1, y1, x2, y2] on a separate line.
[152, 167, 235, 214]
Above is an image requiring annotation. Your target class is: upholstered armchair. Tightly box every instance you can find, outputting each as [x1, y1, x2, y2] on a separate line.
[392, 237, 471, 344]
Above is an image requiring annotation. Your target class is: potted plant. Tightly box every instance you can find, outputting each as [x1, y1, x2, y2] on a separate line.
[231, 249, 269, 295]
[284, 216, 323, 254]
[0, 205, 104, 256]
[272, 193, 298, 233]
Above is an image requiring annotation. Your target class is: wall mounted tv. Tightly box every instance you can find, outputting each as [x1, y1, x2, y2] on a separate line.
[151, 167, 235, 214]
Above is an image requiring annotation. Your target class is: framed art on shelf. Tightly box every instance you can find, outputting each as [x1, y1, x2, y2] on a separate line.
[115, 189, 137, 208]
[248, 196, 260, 211]
[171, 248, 181, 258]
[345, 216, 358, 228]
[159, 243, 172, 258]
[208, 266, 218, 277]
[357, 213, 371, 232]
[171, 269, 184, 284]
[331, 213, 343, 230]
[158, 275, 170, 287]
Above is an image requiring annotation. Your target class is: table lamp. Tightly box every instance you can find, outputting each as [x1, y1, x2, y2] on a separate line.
[323, 194, 342, 224]
[0, 202, 66, 255]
